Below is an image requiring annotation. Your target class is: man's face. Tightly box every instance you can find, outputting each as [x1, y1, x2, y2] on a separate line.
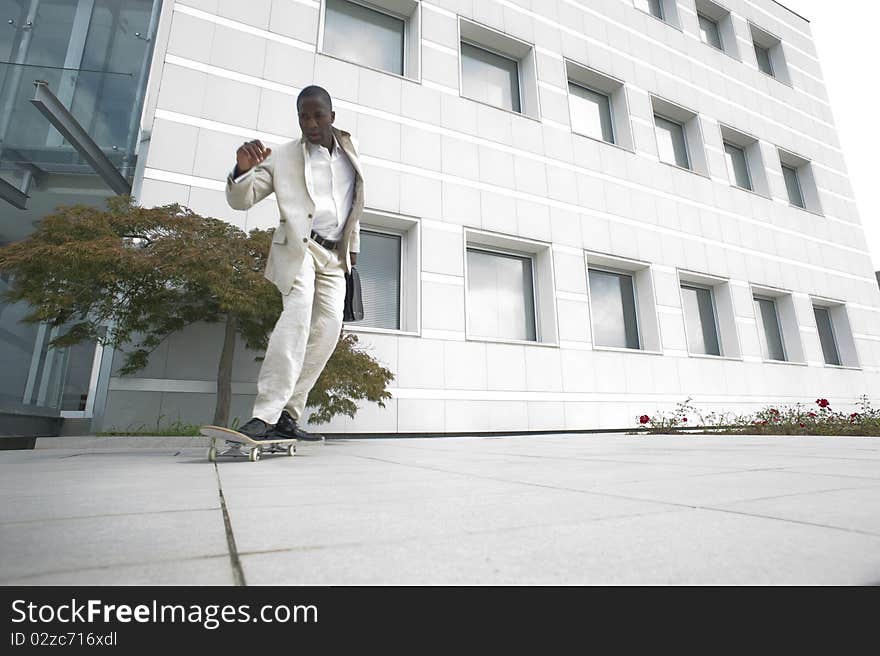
[298, 96, 335, 150]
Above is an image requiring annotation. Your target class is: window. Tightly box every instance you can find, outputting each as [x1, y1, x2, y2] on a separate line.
[348, 230, 401, 330]
[813, 306, 840, 366]
[466, 248, 536, 341]
[778, 149, 821, 213]
[695, 0, 738, 57]
[654, 115, 689, 169]
[698, 13, 722, 50]
[634, 0, 681, 29]
[344, 210, 419, 334]
[635, 0, 664, 19]
[568, 82, 613, 143]
[754, 296, 786, 361]
[651, 97, 707, 174]
[809, 300, 859, 368]
[461, 42, 521, 113]
[720, 125, 769, 196]
[320, 0, 420, 79]
[678, 271, 739, 358]
[750, 23, 790, 84]
[566, 60, 633, 150]
[633, 0, 681, 27]
[458, 19, 540, 118]
[589, 269, 640, 349]
[586, 253, 661, 352]
[754, 44, 773, 75]
[681, 284, 720, 356]
[724, 142, 751, 191]
[782, 164, 804, 208]
[465, 230, 557, 344]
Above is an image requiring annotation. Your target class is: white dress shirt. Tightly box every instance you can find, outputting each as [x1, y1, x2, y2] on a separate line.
[305, 136, 355, 243]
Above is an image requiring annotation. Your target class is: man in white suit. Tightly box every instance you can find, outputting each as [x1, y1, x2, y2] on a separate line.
[226, 85, 364, 441]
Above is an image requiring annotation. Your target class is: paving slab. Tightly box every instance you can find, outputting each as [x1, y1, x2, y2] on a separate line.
[239, 508, 880, 585]
[1, 434, 878, 585]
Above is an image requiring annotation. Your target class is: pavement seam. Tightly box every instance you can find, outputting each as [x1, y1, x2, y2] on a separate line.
[214, 463, 247, 587]
[691, 505, 880, 539]
[234, 507, 688, 558]
[348, 453, 880, 538]
[0, 554, 230, 585]
[0, 506, 222, 527]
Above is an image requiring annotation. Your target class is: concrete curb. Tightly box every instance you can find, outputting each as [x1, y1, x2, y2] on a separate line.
[32, 432, 880, 450]
[35, 436, 211, 449]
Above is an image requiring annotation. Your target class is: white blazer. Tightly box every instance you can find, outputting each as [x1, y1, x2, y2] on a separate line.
[225, 127, 364, 293]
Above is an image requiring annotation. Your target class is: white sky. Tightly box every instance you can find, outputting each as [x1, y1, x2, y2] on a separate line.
[782, 0, 880, 272]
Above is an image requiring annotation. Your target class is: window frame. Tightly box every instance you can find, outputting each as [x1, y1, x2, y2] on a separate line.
[777, 148, 822, 215]
[347, 227, 405, 331]
[318, 0, 420, 81]
[654, 113, 691, 171]
[459, 39, 523, 115]
[697, 12, 723, 51]
[587, 264, 643, 351]
[695, 0, 739, 59]
[633, 0, 682, 29]
[567, 79, 616, 145]
[719, 124, 770, 198]
[680, 282, 722, 357]
[812, 304, 841, 367]
[565, 59, 634, 152]
[749, 22, 791, 86]
[650, 95, 709, 176]
[753, 294, 787, 362]
[456, 18, 540, 120]
[677, 269, 741, 360]
[723, 141, 753, 192]
[781, 163, 805, 209]
[343, 209, 420, 338]
[464, 244, 541, 344]
[585, 253, 661, 354]
[636, 0, 665, 21]
[754, 43, 774, 76]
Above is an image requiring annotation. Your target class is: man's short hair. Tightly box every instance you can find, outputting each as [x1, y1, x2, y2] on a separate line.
[297, 85, 332, 111]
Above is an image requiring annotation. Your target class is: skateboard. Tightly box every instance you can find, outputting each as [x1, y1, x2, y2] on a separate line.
[200, 425, 297, 463]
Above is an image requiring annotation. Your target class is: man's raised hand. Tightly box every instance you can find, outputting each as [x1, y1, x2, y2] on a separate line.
[235, 139, 272, 175]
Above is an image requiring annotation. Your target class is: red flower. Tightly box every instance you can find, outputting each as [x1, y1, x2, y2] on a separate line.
[799, 423, 805, 428]
[770, 408, 780, 414]
[682, 417, 688, 422]
[816, 399, 830, 408]
[639, 415, 650, 425]
[850, 412, 859, 419]
[808, 412, 817, 418]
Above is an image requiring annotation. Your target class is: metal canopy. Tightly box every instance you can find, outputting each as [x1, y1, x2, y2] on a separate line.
[0, 175, 29, 210]
[29, 80, 131, 196]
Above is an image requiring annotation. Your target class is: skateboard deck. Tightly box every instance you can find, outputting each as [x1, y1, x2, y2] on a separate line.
[200, 425, 297, 462]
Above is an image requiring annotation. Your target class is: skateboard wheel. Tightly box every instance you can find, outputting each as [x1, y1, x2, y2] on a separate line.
[207, 447, 217, 462]
[287, 444, 296, 456]
[249, 448, 261, 462]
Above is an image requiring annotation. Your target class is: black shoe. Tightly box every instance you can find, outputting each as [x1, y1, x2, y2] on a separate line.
[237, 417, 275, 440]
[272, 410, 324, 441]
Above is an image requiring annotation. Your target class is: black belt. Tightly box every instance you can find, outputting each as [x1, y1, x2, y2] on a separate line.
[310, 230, 338, 250]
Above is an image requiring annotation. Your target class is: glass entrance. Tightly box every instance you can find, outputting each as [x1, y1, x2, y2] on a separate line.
[0, 0, 162, 423]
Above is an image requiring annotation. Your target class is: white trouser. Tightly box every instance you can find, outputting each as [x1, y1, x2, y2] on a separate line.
[252, 239, 346, 424]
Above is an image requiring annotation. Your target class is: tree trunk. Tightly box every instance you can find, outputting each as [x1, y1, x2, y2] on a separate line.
[213, 314, 236, 426]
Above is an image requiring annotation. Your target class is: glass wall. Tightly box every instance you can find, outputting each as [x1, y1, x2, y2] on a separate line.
[0, 0, 161, 421]
[0, 0, 160, 176]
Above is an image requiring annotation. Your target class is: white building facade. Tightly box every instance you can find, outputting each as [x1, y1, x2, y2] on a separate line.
[9, 0, 878, 435]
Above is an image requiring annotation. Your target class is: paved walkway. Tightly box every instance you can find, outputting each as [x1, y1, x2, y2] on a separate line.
[2, 434, 879, 585]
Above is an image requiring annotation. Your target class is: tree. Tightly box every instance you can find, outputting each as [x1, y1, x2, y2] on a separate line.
[0, 196, 394, 428]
